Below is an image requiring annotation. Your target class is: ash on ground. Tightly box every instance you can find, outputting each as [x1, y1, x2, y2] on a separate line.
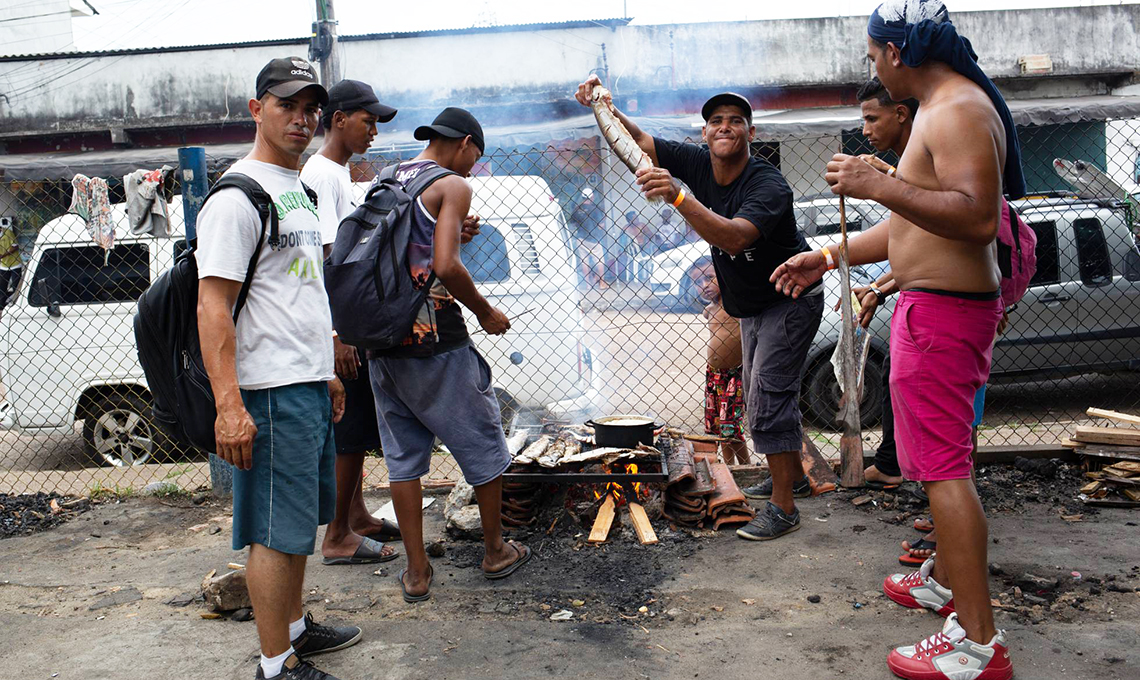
[443, 484, 704, 625]
[1, 492, 90, 539]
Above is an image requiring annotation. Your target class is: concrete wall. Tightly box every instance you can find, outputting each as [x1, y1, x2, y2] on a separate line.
[0, 5, 1137, 140]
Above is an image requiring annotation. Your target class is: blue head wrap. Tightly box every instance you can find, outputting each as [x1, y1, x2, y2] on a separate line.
[868, 0, 1025, 199]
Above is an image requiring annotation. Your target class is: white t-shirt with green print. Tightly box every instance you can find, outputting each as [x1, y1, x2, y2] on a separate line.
[195, 158, 334, 390]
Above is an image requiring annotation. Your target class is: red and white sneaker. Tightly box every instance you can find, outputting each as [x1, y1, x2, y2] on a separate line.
[883, 557, 956, 617]
[887, 613, 1013, 680]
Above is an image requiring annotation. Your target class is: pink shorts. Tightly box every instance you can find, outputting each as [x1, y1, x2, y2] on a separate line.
[889, 290, 1002, 481]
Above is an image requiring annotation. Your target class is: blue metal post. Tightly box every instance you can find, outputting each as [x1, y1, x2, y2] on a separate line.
[178, 147, 231, 495]
[177, 147, 208, 242]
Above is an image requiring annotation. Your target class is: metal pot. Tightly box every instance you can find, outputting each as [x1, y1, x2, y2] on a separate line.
[586, 415, 660, 448]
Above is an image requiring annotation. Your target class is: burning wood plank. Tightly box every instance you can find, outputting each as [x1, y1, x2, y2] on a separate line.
[627, 503, 658, 545]
[587, 494, 617, 544]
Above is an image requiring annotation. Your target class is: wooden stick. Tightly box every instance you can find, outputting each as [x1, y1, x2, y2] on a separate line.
[627, 502, 659, 545]
[1087, 408, 1140, 428]
[587, 494, 617, 544]
[1072, 426, 1140, 447]
[835, 194, 866, 489]
[799, 432, 839, 495]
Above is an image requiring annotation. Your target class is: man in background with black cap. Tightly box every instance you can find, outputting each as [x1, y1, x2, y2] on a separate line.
[196, 57, 359, 680]
[574, 76, 822, 543]
[367, 107, 531, 604]
[301, 80, 403, 569]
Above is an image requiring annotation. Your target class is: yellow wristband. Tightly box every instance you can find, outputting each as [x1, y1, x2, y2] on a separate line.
[672, 188, 686, 208]
[821, 246, 836, 271]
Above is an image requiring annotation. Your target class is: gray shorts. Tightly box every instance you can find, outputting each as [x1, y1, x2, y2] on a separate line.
[232, 382, 336, 556]
[369, 344, 511, 486]
[741, 293, 824, 455]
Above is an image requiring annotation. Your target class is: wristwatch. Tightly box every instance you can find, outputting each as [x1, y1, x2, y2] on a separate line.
[870, 285, 886, 305]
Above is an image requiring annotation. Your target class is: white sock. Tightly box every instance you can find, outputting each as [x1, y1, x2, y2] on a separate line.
[260, 647, 294, 678]
[289, 615, 307, 641]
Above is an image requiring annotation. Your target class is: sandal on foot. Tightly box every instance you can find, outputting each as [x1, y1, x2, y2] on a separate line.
[913, 516, 934, 533]
[322, 537, 399, 566]
[866, 480, 901, 491]
[363, 519, 402, 541]
[484, 541, 532, 580]
[399, 564, 433, 603]
[898, 538, 937, 567]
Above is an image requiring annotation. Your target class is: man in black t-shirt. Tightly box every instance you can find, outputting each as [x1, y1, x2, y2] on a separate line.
[576, 76, 824, 542]
[568, 188, 607, 288]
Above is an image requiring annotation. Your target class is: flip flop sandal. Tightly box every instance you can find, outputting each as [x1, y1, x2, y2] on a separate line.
[484, 541, 532, 580]
[322, 537, 399, 566]
[913, 516, 935, 533]
[866, 481, 902, 491]
[912, 487, 929, 503]
[399, 564, 433, 603]
[363, 519, 402, 541]
[897, 538, 937, 566]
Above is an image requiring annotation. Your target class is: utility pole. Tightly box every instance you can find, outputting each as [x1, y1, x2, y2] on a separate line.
[311, 0, 341, 86]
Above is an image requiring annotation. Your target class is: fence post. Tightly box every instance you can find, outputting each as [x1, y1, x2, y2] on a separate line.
[177, 147, 232, 496]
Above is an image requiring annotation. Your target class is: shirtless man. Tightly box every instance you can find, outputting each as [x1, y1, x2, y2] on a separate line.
[692, 257, 749, 466]
[771, 3, 1023, 678]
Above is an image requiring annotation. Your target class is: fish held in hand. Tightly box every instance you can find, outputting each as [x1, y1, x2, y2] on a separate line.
[590, 85, 661, 204]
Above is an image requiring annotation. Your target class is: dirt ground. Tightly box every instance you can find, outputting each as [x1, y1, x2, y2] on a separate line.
[1, 465, 1138, 680]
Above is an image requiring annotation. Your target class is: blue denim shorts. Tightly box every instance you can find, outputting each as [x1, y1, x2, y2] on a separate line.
[369, 344, 511, 487]
[232, 382, 336, 556]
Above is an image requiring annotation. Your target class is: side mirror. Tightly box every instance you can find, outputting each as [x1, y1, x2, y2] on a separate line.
[36, 278, 61, 317]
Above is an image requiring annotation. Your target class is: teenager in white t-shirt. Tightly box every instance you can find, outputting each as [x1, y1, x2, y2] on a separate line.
[300, 79, 404, 567]
[196, 57, 357, 680]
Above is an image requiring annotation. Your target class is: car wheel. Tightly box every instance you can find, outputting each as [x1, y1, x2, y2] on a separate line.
[671, 265, 705, 314]
[803, 353, 885, 430]
[82, 394, 166, 467]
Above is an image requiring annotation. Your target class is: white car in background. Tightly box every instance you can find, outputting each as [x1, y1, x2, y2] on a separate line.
[0, 175, 598, 465]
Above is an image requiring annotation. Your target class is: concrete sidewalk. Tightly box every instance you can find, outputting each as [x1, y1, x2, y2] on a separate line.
[0, 490, 1136, 679]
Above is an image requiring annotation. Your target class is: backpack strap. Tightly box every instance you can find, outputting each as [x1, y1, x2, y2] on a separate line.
[1007, 201, 1023, 274]
[201, 173, 278, 322]
[379, 161, 458, 199]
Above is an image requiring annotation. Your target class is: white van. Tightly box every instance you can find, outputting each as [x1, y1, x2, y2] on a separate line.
[0, 174, 599, 466]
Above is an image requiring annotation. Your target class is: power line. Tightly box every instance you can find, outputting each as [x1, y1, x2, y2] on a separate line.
[0, 10, 71, 25]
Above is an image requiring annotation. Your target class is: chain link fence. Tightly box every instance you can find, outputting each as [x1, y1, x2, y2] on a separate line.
[1, 117, 1139, 496]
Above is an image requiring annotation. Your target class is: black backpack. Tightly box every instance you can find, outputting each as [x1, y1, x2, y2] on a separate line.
[324, 162, 455, 349]
[133, 173, 316, 453]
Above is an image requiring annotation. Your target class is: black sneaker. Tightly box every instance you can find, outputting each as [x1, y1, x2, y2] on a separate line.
[742, 475, 811, 500]
[291, 612, 362, 658]
[255, 654, 342, 680]
[736, 501, 801, 541]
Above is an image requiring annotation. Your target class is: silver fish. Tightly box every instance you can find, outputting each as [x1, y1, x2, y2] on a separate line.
[590, 85, 661, 204]
[514, 435, 551, 465]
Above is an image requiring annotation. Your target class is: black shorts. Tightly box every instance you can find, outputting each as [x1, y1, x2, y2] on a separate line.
[334, 356, 382, 456]
[740, 292, 824, 455]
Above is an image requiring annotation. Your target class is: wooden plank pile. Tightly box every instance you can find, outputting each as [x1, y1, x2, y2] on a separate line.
[1062, 408, 1140, 508]
[661, 437, 755, 529]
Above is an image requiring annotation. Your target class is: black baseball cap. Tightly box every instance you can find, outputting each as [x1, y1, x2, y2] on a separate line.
[414, 107, 485, 154]
[326, 80, 397, 123]
[255, 57, 329, 105]
[701, 92, 752, 122]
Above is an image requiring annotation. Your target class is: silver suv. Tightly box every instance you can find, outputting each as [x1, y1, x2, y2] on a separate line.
[801, 195, 1140, 427]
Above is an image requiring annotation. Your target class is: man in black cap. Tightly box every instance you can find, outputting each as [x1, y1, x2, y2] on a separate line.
[302, 80, 403, 569]
[197, 57, 358, 680]
[575, 76, 822, 541]
[367, 107, 530, 604]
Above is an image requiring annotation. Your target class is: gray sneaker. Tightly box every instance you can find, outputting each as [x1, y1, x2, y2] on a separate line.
[255, 654, 341, 680]
[736, 501, 801, 541]
[742, 475, 811, 500]
[291, 612, 362, 658]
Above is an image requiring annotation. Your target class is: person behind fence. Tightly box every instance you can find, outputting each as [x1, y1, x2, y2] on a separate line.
[569, 187, 607, 289]
[301, 79, 403, 568]
[367, 107, 532, 604]
[770, 2, 1024, 677]
[574, 77, 823, 543]
[196, 57, 360, 680]
[0, 219, 22, 309]
[691, 256, 750, 467]
[621, 210, 649, 282]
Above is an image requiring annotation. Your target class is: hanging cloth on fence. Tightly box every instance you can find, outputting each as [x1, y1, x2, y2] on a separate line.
[69, 174, 115, 259]
[868, 0, 1025, 199]
[124, 165, 175, 237]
